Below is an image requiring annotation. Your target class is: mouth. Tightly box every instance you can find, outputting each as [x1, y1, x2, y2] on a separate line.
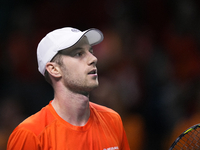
[88, 69, 97, 75]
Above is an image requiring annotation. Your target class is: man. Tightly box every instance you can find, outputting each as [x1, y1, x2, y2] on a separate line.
[7, 27, 130, 150]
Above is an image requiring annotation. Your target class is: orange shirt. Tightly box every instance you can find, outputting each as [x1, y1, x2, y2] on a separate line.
[7, 101, 130, 150]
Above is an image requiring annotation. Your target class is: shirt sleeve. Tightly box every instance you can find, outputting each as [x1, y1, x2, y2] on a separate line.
[117, 115, 130, 150]
[7, 128, 41, 150]
[121, 128, 130, 150]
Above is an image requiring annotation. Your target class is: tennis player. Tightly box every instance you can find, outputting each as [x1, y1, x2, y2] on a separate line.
[7, 27, 130, 150]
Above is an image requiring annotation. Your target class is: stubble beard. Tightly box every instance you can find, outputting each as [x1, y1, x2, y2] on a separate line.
[61, 64, 99, 96]
[64, 75, 99, 96]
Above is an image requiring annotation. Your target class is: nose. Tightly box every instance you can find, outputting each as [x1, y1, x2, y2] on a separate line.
[88, 52, 98, 66]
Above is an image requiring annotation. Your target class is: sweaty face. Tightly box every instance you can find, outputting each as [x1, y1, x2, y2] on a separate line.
[59, 36, 99, 94]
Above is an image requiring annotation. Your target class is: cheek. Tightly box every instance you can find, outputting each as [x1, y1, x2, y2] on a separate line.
[61, 60, 86, 79]
[62, 66, 83, 80]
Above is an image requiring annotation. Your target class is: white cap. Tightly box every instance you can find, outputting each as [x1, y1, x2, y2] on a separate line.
[37, 27, 104, 75]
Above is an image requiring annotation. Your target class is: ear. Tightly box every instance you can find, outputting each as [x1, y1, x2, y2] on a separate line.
[46, 62, 61, 78]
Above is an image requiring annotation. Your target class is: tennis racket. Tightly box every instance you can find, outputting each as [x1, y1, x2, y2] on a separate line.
[169, 124, 200, 150]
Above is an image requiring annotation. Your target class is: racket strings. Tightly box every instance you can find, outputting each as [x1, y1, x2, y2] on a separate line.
[173, 127, 200, 150]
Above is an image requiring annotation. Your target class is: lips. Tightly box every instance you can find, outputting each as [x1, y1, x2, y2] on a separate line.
[88, 69, 97, 75]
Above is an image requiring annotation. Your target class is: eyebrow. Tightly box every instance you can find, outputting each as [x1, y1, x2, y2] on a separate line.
[58, 47, 82, 55]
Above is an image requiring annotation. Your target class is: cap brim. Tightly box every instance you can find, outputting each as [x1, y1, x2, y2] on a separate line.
[84, 28, 104, 46]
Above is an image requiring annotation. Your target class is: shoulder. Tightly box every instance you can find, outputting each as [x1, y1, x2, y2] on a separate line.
[90, 102, 118, 113]
[7, 104, 55, 149]
[89, 102, 121, 121]
[16, 104, 55, 136]
[89, 102, 125, 138]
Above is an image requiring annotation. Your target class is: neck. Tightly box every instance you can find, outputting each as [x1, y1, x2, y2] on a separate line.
[52, 87, 91, 126]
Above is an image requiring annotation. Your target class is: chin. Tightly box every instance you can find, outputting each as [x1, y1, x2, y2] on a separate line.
[86, 83, 99, 92]
[89, 80, 99, 87]
[90, 84, 99, 90]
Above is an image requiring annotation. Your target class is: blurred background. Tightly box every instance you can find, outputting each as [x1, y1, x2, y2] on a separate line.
[1, 0, 200, 149]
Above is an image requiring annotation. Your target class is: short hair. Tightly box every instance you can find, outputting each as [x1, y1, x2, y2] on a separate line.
[44, 51, 63, 85]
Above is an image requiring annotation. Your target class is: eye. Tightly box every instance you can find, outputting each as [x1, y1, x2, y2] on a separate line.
[74, 51, 83, 57]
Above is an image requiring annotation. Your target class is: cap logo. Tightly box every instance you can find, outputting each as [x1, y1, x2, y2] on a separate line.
[71, 28, 80, 32]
